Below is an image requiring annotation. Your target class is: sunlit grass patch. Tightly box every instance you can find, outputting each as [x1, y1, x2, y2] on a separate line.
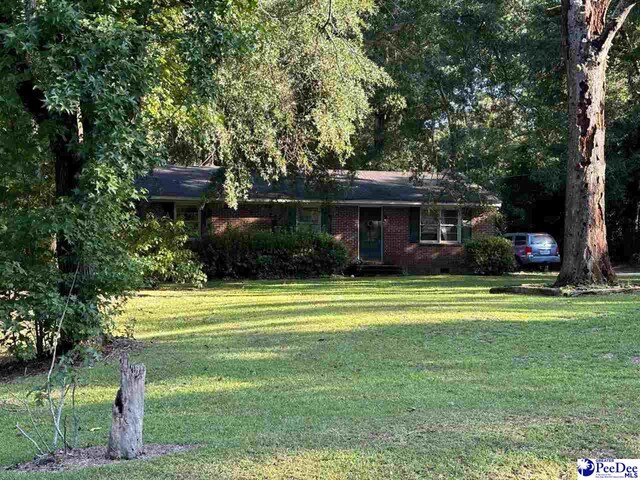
[1, 274, 639, 479]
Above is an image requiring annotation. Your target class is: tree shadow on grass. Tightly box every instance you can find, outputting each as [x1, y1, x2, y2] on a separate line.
[138, 274, 553, 298]
[132, 290, 636, 345]
[95, 313, 639, 478]
[3, 276, 640, 476]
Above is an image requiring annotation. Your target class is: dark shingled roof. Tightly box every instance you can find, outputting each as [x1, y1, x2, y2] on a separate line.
[137, 166, 500, 206]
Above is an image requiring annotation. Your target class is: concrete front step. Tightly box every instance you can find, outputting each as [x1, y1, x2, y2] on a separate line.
[345, 264, 405, 277]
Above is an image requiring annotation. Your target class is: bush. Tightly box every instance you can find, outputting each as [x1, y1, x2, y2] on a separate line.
[464, 236, 516, 275]
[130, 216, 206, 287]
[190, 230, 349, 279]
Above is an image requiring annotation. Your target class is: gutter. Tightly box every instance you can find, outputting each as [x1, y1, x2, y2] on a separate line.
[147, 195, 502, 208]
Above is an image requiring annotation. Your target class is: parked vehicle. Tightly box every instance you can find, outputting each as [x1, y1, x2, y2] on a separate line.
[503, 233, 561, 269]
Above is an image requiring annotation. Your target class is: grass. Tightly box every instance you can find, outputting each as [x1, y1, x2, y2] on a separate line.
[1, 274, 640, 479]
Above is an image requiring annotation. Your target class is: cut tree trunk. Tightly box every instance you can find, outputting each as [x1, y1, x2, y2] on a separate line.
[108, 353, 146, 460]
[555, 0, 637, 286]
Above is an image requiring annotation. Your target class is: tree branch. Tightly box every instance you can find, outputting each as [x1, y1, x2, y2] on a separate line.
[16, 423, 45, 456]
[545, 5, 562, 17]
[595, 0, 637, 53]
[320, 0, 334, 32]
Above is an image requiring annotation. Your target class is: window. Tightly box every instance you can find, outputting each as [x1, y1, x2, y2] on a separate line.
[420, 207, 462, 243]
[530, 234, 555, 245]
[514, 235, 527, 246]
[145, 201, 174, 219]
[297, 207, 321, 233]
[175, 204, 201, 238]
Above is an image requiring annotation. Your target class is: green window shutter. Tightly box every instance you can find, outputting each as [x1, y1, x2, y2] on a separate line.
[287, 205, 297, 231]
[409, 207, 420, 243]
[461, 208, 472, 243]
[462, 225, 472, 243]
[321, 207, 331, 233]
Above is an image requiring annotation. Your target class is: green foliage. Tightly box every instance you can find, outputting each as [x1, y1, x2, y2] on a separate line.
[191, 230, 349, 279]
[154, 0, 389, 207]
[464, 236, 516, 276]
[16, 345, 101, 456]
[353, 0, 569, 238]
[0, 0, 250, 360]
[354, 1, 640, 260]
[357, 0, 563, 172]
[130, 216, 206, 287]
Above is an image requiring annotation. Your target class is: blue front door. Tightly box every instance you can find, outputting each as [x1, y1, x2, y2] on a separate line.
[359, 207, 382, 261]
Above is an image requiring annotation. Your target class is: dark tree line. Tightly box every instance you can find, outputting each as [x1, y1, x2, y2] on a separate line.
[353, 0, 640, 279]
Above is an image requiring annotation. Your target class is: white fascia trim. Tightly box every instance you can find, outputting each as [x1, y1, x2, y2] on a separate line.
[148, 196, 501, 208]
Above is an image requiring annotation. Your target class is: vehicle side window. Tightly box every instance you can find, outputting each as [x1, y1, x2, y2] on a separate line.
[514, 235, 527, 246]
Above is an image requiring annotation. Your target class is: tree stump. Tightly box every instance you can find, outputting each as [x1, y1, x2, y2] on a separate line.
[107, 353, 146, 460]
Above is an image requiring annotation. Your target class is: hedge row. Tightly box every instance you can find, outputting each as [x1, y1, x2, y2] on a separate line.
[189, 230, 349, 279]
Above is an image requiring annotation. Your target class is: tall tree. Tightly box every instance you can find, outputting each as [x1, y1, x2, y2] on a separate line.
[556, 0, 637, 286]
[0, 0, 249, 358]
[154, 0, 388, 207]
[0, 0, 385, 359]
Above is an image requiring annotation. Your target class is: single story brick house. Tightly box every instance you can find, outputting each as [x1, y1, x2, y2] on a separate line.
[138, 166, 501, 274]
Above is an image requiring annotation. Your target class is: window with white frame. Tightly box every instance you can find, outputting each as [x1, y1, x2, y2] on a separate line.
[420, 207, 462, 243]
[296, 207, 321, 233]
[175, 204, 201, 238]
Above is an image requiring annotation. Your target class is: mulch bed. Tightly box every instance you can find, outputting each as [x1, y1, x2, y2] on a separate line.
[0, 337, 143, 384]
[490, 283, 640, 297]
[102, 337, 144, 363]
[6, 444, 196, 473]
[0, 356, 50, 384]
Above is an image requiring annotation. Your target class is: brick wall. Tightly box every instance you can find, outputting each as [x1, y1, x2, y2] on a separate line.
[204, 202, 498, 273]
[383, 206, 499, 273]
[330, 206, 359, 260]
[471, 210, 498, 238]
[207, 203, 288, 234]
[381, 207, 465, 274]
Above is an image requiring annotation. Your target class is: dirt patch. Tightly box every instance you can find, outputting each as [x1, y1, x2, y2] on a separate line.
[0, 337, 143, 384]
[6, 444, 196, 473]
[0, 356, 49, 384]
[490, 284, 640, 297]
[102, 337, 144, 363]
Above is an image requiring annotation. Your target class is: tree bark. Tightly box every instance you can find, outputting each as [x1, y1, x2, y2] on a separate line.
[555, 0, 636, 286]
[108, 353, 146, 460]
[373, 110, 386, 153]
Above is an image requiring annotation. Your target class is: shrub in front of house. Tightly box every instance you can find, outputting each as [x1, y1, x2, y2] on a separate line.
[464, 236, 516, 275]
[190, 230, 349, 279]
[131, 216, 206, 287]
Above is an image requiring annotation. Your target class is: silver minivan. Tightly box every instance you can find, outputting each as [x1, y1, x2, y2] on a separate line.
[503, 232, 561, 269]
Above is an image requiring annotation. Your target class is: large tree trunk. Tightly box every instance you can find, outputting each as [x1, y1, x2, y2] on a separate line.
[555, 0, 636, 286]
[556, 39, 614, 285]
[108, 353, 146, 460]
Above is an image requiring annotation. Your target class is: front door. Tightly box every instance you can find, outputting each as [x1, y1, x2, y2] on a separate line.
[359, 207, 382, 262]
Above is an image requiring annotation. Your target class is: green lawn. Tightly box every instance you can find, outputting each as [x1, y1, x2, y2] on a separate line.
[2, 275, 640, 479]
